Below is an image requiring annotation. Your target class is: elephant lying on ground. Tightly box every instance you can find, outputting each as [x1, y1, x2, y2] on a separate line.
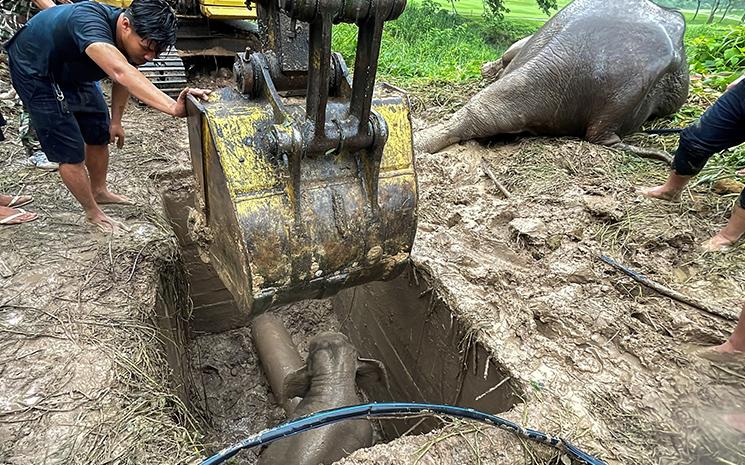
[414, 0, 688, 159]
[257, 332, 387, 465]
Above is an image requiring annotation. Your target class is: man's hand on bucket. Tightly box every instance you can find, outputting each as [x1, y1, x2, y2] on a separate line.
[171, 87, 212, 118]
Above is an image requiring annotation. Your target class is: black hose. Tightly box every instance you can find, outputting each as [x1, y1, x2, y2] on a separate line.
[198, 402, 607, 465]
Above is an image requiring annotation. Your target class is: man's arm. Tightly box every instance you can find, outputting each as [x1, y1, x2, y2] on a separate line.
[110, 81, 128, 148]
[111, 81, 128, 124]
[85, 42, 210, 117]
[31, 0, 56, 10]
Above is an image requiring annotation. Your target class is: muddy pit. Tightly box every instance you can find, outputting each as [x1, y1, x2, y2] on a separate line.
[158, 134, 745, 465]
[160, 184, 521, 464]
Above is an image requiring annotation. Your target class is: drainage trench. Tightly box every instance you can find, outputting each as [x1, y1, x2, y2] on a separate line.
[159, 184, 521, 463]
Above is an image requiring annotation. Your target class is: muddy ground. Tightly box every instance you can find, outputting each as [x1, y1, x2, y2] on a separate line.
[1, 49, 745, 465]
[338, 135, 745, 465]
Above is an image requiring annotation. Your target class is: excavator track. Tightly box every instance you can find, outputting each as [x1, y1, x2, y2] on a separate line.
[137, 47, 187, 98]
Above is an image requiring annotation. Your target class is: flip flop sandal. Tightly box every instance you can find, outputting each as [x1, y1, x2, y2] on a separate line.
[0, 208, 38, 225]
[2, 195, 33, 208]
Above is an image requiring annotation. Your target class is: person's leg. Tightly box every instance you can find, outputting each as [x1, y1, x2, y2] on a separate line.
[0, 205, 37, 225]
[58, 162, 122, 232]
[642, 80, 745, 201]
[12, 73, 123, 233]
[713, 303, 745, 354]
[76, 83, 129, 205]
[702, 202, 745, 251]
[84, 144, 130, 204]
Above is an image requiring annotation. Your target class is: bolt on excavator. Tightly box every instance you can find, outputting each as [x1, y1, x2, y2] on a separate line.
[185, 0, 418, 316]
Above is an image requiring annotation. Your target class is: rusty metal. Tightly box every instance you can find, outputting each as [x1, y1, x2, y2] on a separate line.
[185, 0, 416, 315]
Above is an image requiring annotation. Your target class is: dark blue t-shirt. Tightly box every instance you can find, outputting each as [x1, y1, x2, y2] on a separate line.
[5, 2, 122, 84]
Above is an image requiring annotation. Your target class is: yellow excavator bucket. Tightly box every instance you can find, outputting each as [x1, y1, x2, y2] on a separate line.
[186, 86, 417, 315]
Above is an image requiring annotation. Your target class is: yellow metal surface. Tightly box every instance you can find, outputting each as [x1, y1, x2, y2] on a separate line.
[187, 87, 417, 314]
[93, 0, 255, 19]
[94, 0, 132, 7]
[199, 2, 257, 19]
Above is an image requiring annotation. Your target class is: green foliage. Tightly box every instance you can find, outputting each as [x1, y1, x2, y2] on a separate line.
[478, 13, 538, 45]
[686, 24, 745, 89]
[483, 0, 557, 19]
[332, 0, 501, 85]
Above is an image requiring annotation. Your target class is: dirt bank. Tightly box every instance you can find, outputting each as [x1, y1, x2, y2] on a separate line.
[337, 135, 745, 464]
[0, 66, 202, 463]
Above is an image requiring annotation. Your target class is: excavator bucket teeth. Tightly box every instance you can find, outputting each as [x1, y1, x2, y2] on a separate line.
[186, 87, 417, 315]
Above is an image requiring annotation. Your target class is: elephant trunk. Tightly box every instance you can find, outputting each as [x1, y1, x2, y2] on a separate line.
[251, 313, 304, 415]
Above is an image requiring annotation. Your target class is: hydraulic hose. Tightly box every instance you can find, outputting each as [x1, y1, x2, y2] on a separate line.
[198, 402, 607, 465]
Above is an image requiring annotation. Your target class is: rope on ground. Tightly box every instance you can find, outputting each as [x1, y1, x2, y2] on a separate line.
[198, 402, 607, 465]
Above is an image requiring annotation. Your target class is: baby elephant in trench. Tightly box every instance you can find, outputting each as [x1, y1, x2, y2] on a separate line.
[415, 0, 688, 159]
[258, 332, 387, 465]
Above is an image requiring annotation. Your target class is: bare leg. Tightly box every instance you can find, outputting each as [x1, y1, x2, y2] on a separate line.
[58, 162, 122, 233]
[718, 308, 745, 431]
[85, 144, 130, 205]
[640, 172, 691, 202]
[702, 204, 745, 251]
[713, 304, 745, 354]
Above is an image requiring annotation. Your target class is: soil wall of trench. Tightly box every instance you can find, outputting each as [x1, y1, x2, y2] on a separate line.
[160, 134, 745, 465]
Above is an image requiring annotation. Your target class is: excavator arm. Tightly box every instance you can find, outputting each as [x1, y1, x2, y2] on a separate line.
[185, 0, 417, 316]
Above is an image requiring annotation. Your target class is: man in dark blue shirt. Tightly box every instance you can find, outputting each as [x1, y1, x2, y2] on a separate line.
[5, 0, 210, 233]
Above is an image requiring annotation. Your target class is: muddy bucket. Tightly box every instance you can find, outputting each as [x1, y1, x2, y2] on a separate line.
[185, 86, 417, 316]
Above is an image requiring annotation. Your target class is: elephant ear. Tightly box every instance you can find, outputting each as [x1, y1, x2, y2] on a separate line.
[282, 365, 311, 400]
[356, 358, 389, 391]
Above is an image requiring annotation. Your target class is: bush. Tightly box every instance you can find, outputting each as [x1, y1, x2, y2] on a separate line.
[479, 13, 538, 47]
[686, 24, 745, 89]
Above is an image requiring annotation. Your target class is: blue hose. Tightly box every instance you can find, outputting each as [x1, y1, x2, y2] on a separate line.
[198, 402, 606, 465]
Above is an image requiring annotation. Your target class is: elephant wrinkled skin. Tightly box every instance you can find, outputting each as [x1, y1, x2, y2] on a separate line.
[415, 0, 689, 154]
[257, 332, 387, 465]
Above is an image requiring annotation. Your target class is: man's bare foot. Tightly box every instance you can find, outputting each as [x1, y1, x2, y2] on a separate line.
[0, 206, 37, 225]
[93, 190, 132, 205]
[87, 211, 126, 234]
[639, 185, 682, 202]
[702, 233, 737, 252]
[713, 339, 745, 354]
[723, 413, 745, 433]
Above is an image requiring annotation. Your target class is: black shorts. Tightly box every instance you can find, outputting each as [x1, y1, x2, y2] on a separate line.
[673, 78, 745, 208]
[9, 60, 109, 165]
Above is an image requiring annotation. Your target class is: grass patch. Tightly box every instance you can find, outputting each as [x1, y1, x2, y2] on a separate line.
[332, 0, 504, 85]
[429, 0, 570, 21]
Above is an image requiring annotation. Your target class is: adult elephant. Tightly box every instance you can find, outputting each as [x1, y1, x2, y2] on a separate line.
[414, 0, 689, 160]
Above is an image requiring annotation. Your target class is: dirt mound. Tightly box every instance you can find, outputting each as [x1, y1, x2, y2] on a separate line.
[340, 136, 744, 464]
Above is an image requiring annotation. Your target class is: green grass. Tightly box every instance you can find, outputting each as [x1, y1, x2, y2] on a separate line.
[331, 0, 745, 91]
[332, 1, 503, 85]
[430, 0, 571, 20]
